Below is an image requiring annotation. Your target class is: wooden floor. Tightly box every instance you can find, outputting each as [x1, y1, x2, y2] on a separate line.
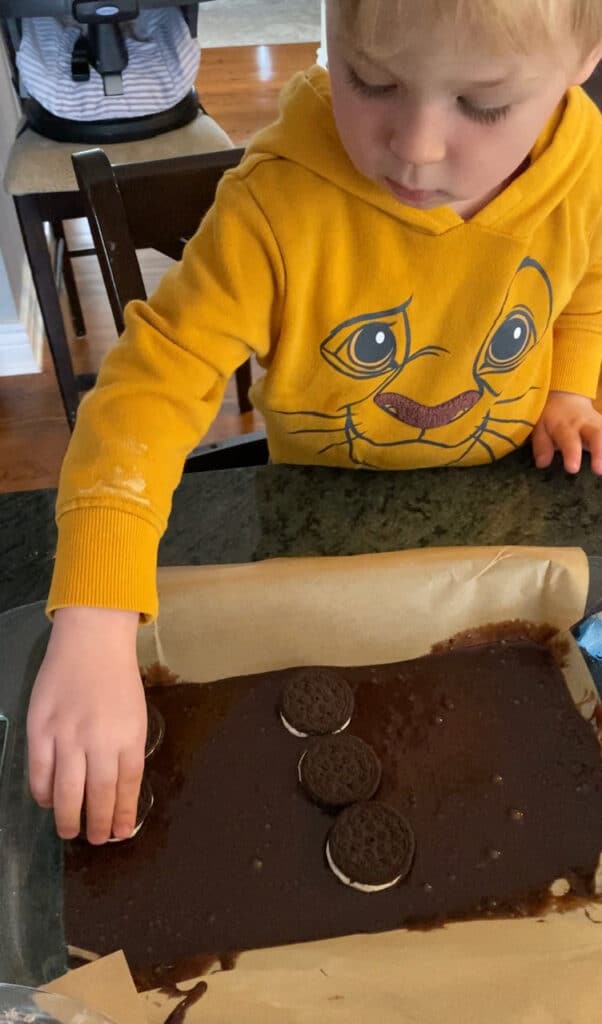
[0, 42, 317, 493]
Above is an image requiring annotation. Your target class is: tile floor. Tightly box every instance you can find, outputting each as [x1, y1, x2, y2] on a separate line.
[198, 0, 321, 47]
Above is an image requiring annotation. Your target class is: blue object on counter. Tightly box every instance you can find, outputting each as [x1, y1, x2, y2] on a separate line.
[575, 613, 602, 660]
[574, 612, 602, 699]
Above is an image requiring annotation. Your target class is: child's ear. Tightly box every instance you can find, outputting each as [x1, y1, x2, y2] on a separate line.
[572, 46, 602, 87]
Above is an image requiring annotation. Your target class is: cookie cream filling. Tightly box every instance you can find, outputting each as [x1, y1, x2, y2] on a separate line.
[279, 711, 352, 738]
[108, 818, 147, 843]
[325, 839, 402, 893]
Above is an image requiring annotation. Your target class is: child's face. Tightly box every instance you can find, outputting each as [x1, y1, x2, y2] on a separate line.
[327, 12, 599, 218]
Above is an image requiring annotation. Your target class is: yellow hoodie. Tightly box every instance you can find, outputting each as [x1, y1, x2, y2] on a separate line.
[50, 66, 602, 618]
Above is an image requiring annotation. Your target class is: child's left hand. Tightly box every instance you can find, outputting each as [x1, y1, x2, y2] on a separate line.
[531, 390, 602, 475]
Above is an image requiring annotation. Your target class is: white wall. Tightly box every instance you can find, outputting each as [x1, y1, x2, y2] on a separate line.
[0, 36, 40, 374]
[317, 0, 327, 66]
[0, 251, 17, 316]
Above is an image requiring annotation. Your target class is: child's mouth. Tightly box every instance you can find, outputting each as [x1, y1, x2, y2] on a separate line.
[385, 178, 445, 204]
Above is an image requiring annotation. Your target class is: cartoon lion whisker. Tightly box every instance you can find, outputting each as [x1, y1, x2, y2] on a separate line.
[445, 436, 495, 465]
[319, 436, 379, 468]
[494, 386, 540, 406]
[274, 408, 347, 421]
[480, 427, 521, 448]
[290, 426, 347, 437]
[488, 415, 534, 429]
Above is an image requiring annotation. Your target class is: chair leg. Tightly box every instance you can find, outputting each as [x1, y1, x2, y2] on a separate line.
[235, 359, 253, 414]
[15, 196, 80, 430]
[50, 219, 87, 338]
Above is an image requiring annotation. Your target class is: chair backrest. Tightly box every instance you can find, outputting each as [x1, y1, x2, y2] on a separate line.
[71, 144, 269, 472]
[71, 146, 244, 333]
[584, 61, 602, 110]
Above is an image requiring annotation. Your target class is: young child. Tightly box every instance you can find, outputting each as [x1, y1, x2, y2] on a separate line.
[27, 0, 602, 846]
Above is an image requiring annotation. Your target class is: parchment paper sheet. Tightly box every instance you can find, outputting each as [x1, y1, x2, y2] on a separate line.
[44, 951, 146, 1024]
[137, 546, 589, 682]
[54, 546, 602, 1023]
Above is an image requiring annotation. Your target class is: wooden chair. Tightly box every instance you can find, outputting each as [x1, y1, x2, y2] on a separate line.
[585, 61, 602, 109]
[71, 145, 268, 472]
[3, 110, 236, 430]
[1, 1, 242, 430]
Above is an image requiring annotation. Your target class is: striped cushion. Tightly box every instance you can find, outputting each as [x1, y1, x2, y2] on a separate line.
[16, 9, 200, 120]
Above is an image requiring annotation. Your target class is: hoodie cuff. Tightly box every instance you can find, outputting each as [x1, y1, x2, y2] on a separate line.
[47, 506, 160, 621]
[550, 329, 602, 398]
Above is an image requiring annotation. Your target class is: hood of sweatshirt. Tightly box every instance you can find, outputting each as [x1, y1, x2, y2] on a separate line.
[245, 65, 602, 239]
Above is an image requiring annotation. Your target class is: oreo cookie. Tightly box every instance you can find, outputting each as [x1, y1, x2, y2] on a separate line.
[145, 701, 165, 759]
[109, 776, 154, 842]
[298, 734, 382, 808]
[280, 668, 354, 737]
[326, 801, 415, 892]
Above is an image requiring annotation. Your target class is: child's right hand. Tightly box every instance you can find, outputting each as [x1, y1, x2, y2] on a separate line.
[27, 607, 147, 845]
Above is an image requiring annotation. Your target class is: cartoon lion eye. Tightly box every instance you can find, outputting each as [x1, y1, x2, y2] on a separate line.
[479, 309, 536, 374]
[348, 322, 397, 369]
[322, 320, 399, 379]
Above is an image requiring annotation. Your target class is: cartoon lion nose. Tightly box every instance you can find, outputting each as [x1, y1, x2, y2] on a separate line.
[374, 390, 480, 429]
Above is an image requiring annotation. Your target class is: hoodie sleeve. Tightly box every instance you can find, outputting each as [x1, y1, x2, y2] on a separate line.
[47, 169, 284, 620]
[550, 212, 602, 397]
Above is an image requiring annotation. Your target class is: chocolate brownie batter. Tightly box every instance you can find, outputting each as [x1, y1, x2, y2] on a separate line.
[64, 642, 602, 986]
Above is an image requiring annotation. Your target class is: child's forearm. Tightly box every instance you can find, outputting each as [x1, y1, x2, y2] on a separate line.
[52, 605, 140, 638]
[49, 173, 279, 620]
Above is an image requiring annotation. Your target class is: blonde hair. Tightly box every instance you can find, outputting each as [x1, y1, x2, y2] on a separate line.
[331, 0, 602, 57]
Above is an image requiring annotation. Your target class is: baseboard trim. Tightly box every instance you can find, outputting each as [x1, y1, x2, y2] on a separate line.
[0, 260, 45, 376]
[0, 319, 39, 375]
[19, 260, 45, 369]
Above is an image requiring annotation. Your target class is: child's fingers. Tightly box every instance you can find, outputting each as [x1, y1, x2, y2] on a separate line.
[581, 423, 602, 475]
[531, 424, 554, 468]
[557, 429, 583, 474]
[27, 732, 56, 808]
[84, 752, 120, 845]
[53, 749, 87, 839]
[112, 747, 146, 841]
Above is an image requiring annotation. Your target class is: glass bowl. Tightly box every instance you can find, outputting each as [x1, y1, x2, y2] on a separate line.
[0, 984, 118, 1023]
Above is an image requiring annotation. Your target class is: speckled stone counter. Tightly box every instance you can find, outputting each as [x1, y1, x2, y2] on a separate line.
[1, 446, 601, 615]
[1, 445, 602, 987]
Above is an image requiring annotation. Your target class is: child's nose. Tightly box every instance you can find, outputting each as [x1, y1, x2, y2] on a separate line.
[388, 104, 447, 167]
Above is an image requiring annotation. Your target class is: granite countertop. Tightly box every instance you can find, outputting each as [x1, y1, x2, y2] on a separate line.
[1, 446, 601, 616]
[0, 445, 601, 987]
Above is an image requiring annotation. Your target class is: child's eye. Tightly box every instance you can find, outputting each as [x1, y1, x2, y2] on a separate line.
[346, 65, 396, 98]
[459, 98, 512, 125]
